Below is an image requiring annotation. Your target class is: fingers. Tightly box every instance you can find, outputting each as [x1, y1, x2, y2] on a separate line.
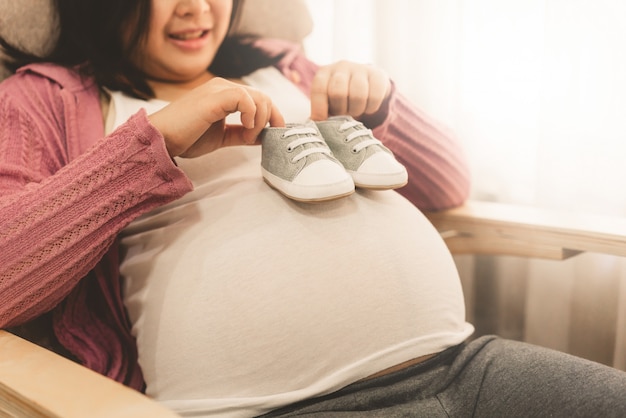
[211, 82, 284, 148]
[364, 67, 391, 115]
[224, 124, 261, 148]
[178, 120, 226, 158]
[310, 61, 391, 121]
[240, 89, 284, 145]
[347, 71, 369, 116]
[268, 101, 286, 128]
[310, 69, 331, 121]
[156, 77, 283, 157]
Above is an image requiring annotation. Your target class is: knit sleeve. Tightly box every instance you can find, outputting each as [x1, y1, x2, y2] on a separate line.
[263, 38, 471, 211]
[370, 88, 471, 210]
[0, 76, 193, 328]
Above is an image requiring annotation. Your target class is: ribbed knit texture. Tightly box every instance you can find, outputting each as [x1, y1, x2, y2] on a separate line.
[0, 39, 470, 391]
[0, 64, 193, 389]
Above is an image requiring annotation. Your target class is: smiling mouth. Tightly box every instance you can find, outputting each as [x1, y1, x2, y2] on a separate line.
[169, 30, 209, 40]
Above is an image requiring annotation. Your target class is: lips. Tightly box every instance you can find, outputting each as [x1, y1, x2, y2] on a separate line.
[169, 30, 208, 40]
[167, 28, 213, 51]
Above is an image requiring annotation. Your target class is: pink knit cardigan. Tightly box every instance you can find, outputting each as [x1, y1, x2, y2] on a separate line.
[0, 39, 470, 390]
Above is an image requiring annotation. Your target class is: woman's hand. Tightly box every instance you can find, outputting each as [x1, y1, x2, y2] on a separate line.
[310, 60, 391, 121]
[149, 77, 285, 158]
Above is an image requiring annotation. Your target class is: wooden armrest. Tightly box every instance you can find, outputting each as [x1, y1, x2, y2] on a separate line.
[0, 330, 179, 418]
[424, 200, 626, 260]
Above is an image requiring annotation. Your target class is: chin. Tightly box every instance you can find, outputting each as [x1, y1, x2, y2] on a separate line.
[176, 61, 215, 77]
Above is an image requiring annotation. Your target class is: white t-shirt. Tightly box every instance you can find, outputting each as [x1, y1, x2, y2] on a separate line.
[110, 67, 474, 418]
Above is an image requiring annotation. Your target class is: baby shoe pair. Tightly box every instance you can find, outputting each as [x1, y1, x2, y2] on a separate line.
[260, 116, 408, 202]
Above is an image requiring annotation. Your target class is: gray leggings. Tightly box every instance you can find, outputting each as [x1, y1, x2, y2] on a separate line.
[260, 335, 626, 417]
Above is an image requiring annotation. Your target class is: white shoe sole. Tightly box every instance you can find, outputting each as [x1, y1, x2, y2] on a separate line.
[350, 169, 409, 190]
[262, 167, 355, 202]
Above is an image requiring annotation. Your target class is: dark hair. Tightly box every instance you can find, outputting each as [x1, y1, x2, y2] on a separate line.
[0, 0, 281, 98]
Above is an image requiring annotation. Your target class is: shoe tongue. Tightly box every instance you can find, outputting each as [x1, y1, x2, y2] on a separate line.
[330, 116, 364, 133]
[285, 123, 325, 151]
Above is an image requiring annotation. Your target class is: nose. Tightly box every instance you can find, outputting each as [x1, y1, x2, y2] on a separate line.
[175, 0, 210, 18]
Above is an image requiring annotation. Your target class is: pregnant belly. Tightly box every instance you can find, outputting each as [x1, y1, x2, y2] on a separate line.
[120, 175, 468, 402]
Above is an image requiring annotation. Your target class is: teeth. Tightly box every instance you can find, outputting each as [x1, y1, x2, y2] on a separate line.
[171, 30, 204, 40]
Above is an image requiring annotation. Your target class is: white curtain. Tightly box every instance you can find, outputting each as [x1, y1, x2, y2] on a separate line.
[305, 0, 626, 370]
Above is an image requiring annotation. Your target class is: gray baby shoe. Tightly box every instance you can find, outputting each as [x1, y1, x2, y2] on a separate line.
[260, 122, 355, 202]
[315, 116, 408, 189]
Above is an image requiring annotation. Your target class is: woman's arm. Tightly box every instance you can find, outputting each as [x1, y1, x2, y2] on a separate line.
[261, 39, 471, 211]
[0, 70, 193, 328]
[370, 88, 471, 210]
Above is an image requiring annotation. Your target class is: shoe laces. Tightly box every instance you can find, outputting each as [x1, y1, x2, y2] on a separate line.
[282, 126, 331, 163]
[338, 120, 382, 153]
